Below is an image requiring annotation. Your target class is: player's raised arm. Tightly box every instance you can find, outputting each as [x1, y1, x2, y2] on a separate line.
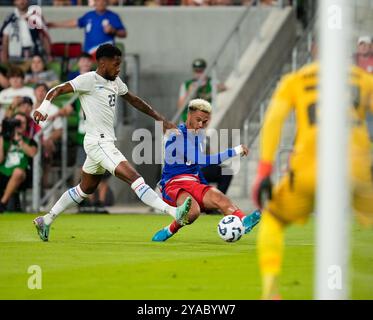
[33, 83, 74, 124]
[122, 91, 177, 132]
[199, 143, 249, 168]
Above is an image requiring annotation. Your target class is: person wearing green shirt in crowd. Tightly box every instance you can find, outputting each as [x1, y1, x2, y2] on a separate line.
[0, 112, 37, 212]
[177, 58, 226, 123]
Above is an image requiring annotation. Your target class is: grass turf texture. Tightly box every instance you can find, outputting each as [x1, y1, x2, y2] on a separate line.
[0, 213, 372, 299]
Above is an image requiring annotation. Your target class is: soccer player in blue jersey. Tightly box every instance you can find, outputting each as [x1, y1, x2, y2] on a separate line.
[152, 99, 261, 242]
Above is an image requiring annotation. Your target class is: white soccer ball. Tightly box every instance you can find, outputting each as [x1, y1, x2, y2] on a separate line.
[217, 215, 245, 242]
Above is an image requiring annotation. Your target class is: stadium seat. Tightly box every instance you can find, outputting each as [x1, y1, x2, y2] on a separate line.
[51, 42, 82, 59]
[51, 42, 82, 81]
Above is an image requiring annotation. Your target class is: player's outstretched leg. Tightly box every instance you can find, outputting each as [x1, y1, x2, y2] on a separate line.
[152, 193, 200, 242]
[130, 176, 192, 223]
[115, 162, 192, 221]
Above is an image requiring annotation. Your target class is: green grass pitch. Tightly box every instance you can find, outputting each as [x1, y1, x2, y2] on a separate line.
[0, 213, 372, 300]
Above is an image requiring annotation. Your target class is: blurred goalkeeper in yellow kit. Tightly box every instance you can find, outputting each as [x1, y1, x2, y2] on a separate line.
[252, 43, 373, 299]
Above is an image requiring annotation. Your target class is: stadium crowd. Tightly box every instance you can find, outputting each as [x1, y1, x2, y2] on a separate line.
[0, 0, 125, 212]
[0, 0, 280, 7]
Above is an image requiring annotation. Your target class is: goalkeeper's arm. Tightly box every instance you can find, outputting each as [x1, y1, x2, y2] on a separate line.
[33, 82, 74, 124]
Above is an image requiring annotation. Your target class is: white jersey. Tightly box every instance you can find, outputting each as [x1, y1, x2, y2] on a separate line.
[69, 71, 128, 142]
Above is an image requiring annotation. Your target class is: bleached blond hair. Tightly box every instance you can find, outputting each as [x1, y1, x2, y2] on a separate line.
[188, 99, 212, 113]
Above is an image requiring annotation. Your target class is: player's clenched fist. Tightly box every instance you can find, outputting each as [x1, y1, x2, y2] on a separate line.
[252, 160, 273, 209]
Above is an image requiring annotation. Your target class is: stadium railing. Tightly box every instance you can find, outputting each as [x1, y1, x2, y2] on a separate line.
[239, 11, 316, 196]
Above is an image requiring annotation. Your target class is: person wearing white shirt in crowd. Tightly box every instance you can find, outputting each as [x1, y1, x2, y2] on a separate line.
[0, 67, 35, 123]
[0, 0, 51, 65]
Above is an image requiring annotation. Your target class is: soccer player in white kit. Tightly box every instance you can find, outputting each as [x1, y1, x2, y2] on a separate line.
[32, 44, 191, 241]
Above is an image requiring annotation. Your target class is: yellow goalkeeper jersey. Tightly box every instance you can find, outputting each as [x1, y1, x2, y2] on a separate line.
[260, 61, 373, 163]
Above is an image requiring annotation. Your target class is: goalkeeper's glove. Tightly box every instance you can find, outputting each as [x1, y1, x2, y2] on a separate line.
[252, 160, 273, 209]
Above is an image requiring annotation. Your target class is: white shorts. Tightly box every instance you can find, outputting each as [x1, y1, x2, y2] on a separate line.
[82, 139, 127, 176]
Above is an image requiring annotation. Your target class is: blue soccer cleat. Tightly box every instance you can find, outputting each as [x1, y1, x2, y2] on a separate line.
[152, 227, 174, 242]
[33, 216, 50, 241]
[242, 210, 262, 234]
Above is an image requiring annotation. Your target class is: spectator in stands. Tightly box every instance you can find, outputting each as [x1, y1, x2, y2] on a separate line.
[67, 52, 93, 81]
[0, 67, 35, 123]
[181, 0, 236, 5]
[33, 83, 63, 188]
[0, 0, 51, 66]
[355, 36, 373, 74]
[53, 0, 75, 5]
[248, 0, 275, 5]
[48, 0, 127, 57]
[4, 96, 41, 140]
[181, 0, 209, 5]
[178, 58, 226, 123]
[0, 66, 9, 92]
[25, 54, 60, 88]
[0, 112, 37, 213]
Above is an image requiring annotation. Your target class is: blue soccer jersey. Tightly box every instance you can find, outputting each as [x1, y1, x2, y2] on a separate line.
[77, 10, 126, 53]
[160, 124, 237, 191]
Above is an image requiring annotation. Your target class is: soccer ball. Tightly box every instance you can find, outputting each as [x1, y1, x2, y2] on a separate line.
[217, 215, 245, 242]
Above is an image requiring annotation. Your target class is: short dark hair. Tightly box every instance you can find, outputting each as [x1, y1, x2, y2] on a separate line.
[7, 67, 24, 79]
[79, 52, 93, 60]
[21, 96, 33, 106]
[96, 44, 122, 61]
[35, 82, 49, 92]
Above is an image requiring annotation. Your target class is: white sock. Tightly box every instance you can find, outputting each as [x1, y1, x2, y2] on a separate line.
[43, 185, 89, 225]
[131, 177, 177, 218]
